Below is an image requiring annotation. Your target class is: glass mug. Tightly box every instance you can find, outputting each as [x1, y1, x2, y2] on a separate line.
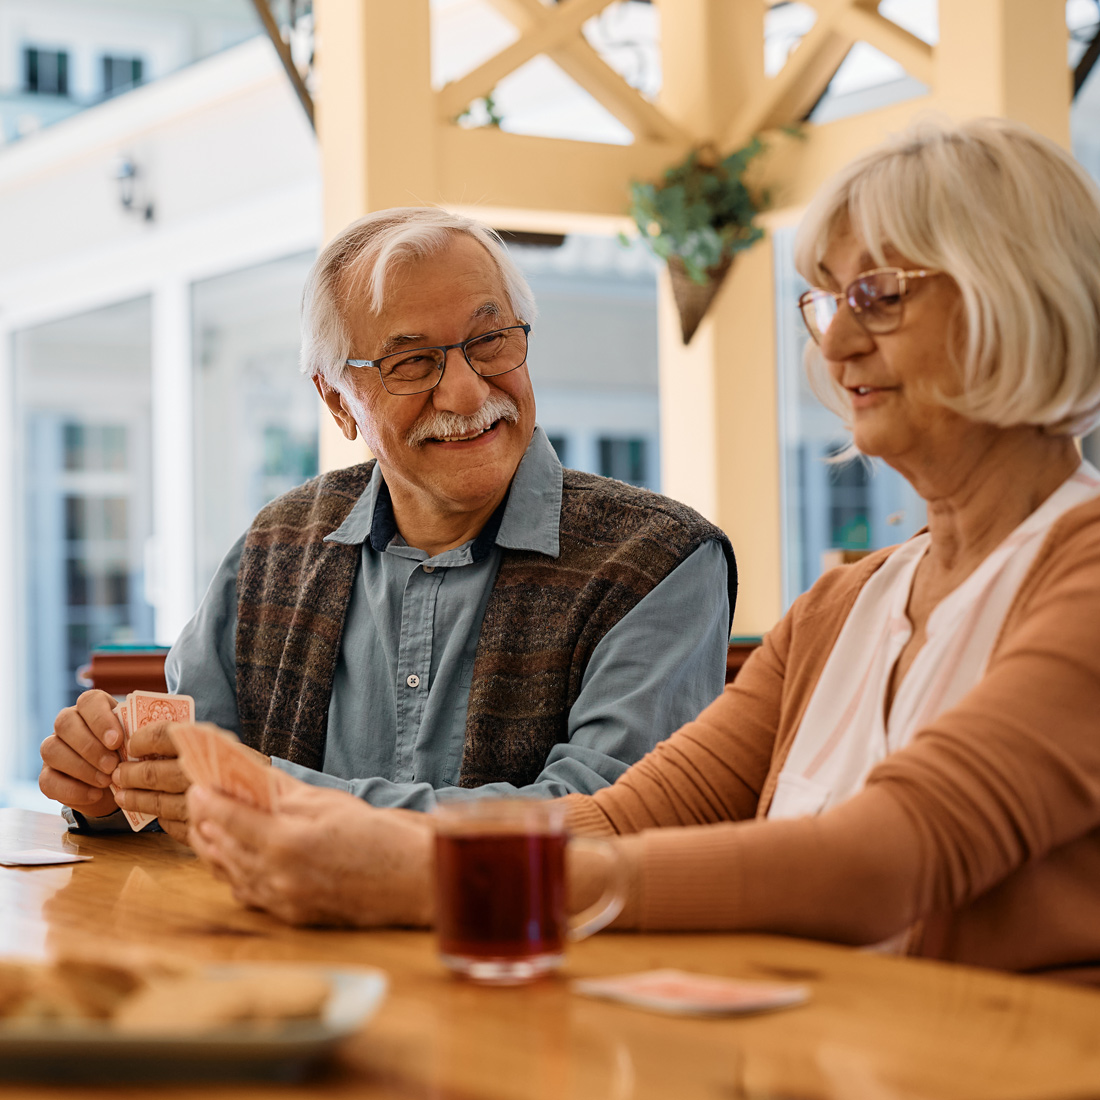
[433, 799, 626, 985]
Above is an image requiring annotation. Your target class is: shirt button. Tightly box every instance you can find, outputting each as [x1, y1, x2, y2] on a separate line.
[406, 674, 421, 689]
[422, 564, 435, 573]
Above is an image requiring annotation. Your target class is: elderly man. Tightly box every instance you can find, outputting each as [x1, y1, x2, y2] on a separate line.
[40, 208, 735, 842]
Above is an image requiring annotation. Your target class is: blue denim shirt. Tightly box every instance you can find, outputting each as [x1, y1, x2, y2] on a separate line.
[166, 427, 730, 810]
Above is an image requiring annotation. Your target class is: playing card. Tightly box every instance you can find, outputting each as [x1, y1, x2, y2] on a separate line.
[0, 848, 93, 866]
[130, 690, 196, 729]
[572, 969, 810, 1016]
[169, 723, 280, 813]
[111, 691, 196, 833]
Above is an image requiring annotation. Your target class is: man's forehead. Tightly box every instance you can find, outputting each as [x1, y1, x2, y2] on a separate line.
[377, 301, 505, 353]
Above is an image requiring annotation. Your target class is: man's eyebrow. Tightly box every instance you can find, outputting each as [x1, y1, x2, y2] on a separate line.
[378, 302, 505, 354]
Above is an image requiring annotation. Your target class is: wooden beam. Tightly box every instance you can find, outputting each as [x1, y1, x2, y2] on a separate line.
[437, 0, 611, 120]
[838, 5, 935, 87]
[724, 0, 852, 147]
[436, 125, 688, 216]
[548, 37, 693, 143]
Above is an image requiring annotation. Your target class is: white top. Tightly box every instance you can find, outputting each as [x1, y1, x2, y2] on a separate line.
[768, 460, 1100, 823]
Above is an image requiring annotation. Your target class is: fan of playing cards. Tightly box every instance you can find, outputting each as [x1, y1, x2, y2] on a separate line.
[110, 691, 282, 832]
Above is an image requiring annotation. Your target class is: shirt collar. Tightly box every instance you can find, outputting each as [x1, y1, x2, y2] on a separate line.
[324, 424, 562, 559]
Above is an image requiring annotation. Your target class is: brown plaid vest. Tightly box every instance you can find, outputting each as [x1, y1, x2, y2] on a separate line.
[235, 462, 736, 786]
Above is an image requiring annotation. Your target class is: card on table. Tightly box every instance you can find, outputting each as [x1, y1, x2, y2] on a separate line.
[109, 691, 196, 833]
[572, 969, 810, 1017]
[0, 848, 93, 866]
[168, 723, 281, 813]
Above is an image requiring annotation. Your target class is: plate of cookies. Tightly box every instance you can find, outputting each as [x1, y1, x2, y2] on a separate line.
[0, 952, 388, 1082]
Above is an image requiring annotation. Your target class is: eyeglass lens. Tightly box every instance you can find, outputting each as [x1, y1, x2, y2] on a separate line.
[801, 269, 905, 343]
[379, 327, 528, 395]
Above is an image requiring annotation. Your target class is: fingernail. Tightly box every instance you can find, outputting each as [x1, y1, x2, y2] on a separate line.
[101, 756, 118, 774]
[199, 821, 216, 841]
[105, 730, 120, 749]
[95, 771, 112, 788]
[115, 790, 128, 807]
[111, 767, 122, 786]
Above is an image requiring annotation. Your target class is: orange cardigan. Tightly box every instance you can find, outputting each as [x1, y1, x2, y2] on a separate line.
[565, 496, 1100, 981]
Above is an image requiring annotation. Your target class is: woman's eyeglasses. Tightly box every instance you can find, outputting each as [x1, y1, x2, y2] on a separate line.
[798, 267, 939, 345]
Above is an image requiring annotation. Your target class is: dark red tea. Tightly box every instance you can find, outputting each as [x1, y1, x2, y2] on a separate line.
[435, 831, 567, 959]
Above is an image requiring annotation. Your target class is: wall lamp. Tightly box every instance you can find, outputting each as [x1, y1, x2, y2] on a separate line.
[115, 156, 155, 222]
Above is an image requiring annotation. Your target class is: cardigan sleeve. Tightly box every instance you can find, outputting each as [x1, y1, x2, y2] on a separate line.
[598, 516, 1100, 939]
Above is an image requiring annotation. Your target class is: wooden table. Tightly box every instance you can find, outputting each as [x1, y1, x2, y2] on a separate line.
[3, 807, 1100, 1099]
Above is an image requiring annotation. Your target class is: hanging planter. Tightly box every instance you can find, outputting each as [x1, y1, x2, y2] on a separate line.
[625, 138, 770, 344]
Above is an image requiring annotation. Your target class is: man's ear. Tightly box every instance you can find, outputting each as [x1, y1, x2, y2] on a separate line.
[313, 376, 359, 442]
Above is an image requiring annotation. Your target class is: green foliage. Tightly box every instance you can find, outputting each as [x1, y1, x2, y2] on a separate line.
[456, 92, 503, 129]
[624, 137, 769, 284]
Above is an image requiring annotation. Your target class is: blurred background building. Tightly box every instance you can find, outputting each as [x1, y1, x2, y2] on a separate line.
[0, 0, 1098, 804]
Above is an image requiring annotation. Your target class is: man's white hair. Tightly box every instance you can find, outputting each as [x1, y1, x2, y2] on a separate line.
[300, 207, 538, 393]
[794, 116, 1100, 436]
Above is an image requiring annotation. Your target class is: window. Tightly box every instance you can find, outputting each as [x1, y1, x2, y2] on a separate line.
[545, 434, 569, 465]
[598, 437, 648, 486]
[23, 48, 69, 96]
[15, 298, 155, 781]
[192, 253, 319, 594]
[102, 56, 144, 98]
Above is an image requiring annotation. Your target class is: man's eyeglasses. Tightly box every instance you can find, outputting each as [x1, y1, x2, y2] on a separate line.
[798, 268, 939, 345]
[346, 323, 532, 396]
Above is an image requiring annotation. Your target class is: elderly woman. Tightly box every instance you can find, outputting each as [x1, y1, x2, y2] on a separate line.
[187, 117, 1100, 981]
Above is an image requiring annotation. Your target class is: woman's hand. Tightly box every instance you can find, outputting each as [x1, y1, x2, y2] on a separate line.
[186, 776, 435, 928]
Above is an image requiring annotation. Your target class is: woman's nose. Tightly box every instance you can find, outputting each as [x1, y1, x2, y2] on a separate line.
[819, 299, 875, 362]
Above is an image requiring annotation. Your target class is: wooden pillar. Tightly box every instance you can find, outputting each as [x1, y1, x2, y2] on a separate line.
[938, 0, 1070, 146]
[654, 0, 780, 635]
[313, 0, 437, 470]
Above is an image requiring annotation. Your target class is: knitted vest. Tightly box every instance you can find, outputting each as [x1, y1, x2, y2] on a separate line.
[235, 462, 736, 787]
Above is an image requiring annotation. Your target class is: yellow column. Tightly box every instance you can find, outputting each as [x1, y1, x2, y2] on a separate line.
[938, 0, 1070, 146]
[313, 0, 438, 470]
[654, 0, 780, 635]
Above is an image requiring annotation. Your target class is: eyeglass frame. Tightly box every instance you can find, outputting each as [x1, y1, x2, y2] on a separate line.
[797, 267, 940, 345]
[345, 322, 532, 396]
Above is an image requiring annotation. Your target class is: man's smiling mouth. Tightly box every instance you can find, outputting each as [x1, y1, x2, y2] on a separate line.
[430, 420, 499, 444]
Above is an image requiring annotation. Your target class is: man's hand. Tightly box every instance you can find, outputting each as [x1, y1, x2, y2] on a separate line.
[39, 690, 123, 819]
[112, 722, 191, 843]
[187, 777, 435, 928]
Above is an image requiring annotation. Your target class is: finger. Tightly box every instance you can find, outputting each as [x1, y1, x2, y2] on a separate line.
[38, 765, 117, 810]
[187, 784, 271, 852]
[51, 711, 120, 776]
[158, 817, 190, 844]
[114, 757, 189, 794]
[73, 690, 126, 751]
[115, 789, 186, 822]
[128, 721, 178, 759]
[189, 814, 260, 898]
[40, 735, 114, 789]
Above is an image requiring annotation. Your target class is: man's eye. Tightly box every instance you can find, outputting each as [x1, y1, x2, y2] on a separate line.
[468, 332, 504, 352]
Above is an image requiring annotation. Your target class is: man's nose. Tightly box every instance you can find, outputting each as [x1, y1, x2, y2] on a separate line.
[432, 347, 491, 413]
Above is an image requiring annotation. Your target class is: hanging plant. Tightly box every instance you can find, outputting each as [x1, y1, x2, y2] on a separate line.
[625, 136, 771, 343]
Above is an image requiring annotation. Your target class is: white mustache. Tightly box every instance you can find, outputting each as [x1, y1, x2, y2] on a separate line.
[405, 393, 520, 447]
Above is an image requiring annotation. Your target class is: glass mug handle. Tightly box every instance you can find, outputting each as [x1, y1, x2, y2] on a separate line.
[566, 837, 628, 941]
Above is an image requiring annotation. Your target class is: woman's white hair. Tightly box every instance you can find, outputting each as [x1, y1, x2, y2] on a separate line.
[300, 207, 538, 392]
[794, 116, 1100, 436]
